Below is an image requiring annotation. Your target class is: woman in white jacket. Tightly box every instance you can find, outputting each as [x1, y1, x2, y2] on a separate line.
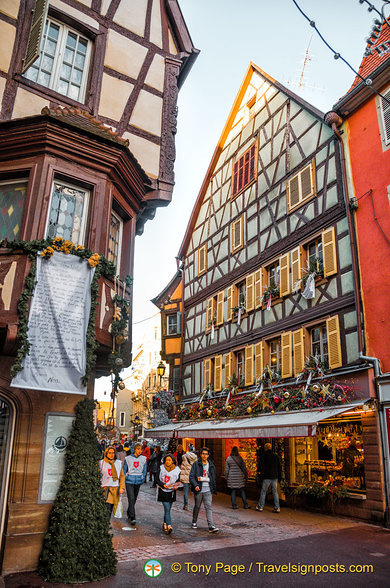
[180, 451, 197, 510]
[156, 454, 182, 534]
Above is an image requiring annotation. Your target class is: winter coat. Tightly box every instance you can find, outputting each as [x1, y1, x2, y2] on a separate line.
[123, 454, 147, 485]
[149, 451, 162, 474]
[259, 450, 281, 481]
[225, 455, 248, 489]
[189, 458, 217, 494]
[180, 452, 197, 484]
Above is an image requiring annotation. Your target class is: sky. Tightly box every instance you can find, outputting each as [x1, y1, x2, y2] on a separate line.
[95, 0, 377, 397]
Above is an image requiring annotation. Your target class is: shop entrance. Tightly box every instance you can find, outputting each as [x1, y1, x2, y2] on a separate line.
[0, 396, 14, 572]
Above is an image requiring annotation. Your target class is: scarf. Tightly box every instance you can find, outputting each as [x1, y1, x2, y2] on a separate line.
[104, 457, 118, 482]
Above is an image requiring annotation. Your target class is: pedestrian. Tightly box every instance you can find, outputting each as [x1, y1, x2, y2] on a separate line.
[142, 440, 151, 461]
[225, 446, 251, 509]
[180, 450, 197, 510]
[123, 442, 147, 525]
[149, 445, 162, 487]
[156, 454, 182, 534]
[189, 447, 219, 533]
[115, 443, 127, 465]
[99, 445, 125, 518]
[174, 444, 185, 467]
[256, 443, 281, 513]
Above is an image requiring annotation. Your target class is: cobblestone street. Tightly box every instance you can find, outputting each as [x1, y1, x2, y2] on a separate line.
[6, 484, 390, 587]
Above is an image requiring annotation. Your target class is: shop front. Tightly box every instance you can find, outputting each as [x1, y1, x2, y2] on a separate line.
[152, 402, 385, 522]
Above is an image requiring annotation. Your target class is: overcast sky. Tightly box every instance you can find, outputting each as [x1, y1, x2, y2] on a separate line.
[95, 0, 376, 397]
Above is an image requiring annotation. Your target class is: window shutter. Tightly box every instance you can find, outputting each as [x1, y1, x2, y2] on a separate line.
[22, 0, 49, 73]
[279, 253, 290, 296]
[246, 273, 254, 312]
[300, 164, 313, 199]
[326, 315, 342, 369]
[205, 298, 213, 332]
[381, 89, 390, 144]
[291, 246, 302, 290]
[226, 286, 233, 321]
[245, 345, 254, 386]
[254, 342, 264, 379]
[322, 227, 337, 277]
[288, 176, 300, 209]
[176, 311, 182, 334]
[293, 328, 305, 376]
[232, 144, 256, 197]
[203, 359, 211, 387]
[214, 355, 222, 391]
[232, 160, 239, 196]
[232, 218, 243, 251]
[216, 291, 224, 325]
[281, 332, 292, 378]
[254, 269, 262, 308]
[198, 245, 207, 275]
[224, 352, 232, 386]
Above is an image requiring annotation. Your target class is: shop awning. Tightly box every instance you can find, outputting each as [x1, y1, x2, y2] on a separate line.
[172, 404, 362, 439]
[146, 422, 187, 438]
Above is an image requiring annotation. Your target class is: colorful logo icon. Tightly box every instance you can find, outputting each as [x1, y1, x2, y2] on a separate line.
[144, 559, 162, 578]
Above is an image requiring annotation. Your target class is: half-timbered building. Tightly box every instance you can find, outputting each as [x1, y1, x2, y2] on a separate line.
[154, 63, 386, 523]
[0, 0, 197, 575]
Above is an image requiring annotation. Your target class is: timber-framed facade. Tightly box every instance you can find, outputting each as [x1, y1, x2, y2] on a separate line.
[171, 63, 385, 524]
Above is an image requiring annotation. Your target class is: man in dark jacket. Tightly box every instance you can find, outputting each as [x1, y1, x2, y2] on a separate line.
[189, 447, 219, 533]
[256, 443, 281, 513]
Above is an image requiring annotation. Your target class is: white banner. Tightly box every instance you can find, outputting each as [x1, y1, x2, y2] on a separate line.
[39, 413, 74, 502]
[11, 251, 95, 394]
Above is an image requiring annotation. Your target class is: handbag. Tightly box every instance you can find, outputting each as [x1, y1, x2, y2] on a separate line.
[114, 496, 123, 518]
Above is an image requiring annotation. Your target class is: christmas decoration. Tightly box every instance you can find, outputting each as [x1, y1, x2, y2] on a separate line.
[38, 399, 116, 583]
[262, 279, 279, 309]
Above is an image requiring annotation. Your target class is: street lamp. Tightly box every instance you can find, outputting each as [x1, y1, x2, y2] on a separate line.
[131, 414, 141, 441]
[157, 360, 166, 385]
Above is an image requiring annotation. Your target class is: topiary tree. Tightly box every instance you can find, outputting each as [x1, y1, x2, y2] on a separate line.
[38, 398, 117, 583]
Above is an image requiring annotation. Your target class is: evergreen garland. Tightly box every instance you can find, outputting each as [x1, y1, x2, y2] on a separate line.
[38, 398, 117, 583]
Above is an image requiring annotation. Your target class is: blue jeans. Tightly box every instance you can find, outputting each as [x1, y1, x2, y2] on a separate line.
[183, 482, 190, 506]
[162, 501, 172, 525]
[230, 487, 248, 507]
[258, 479, 280, 510]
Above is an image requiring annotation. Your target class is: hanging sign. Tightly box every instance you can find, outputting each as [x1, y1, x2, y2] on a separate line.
[39, 413, 74, 502]
[11, 251, 94, 394]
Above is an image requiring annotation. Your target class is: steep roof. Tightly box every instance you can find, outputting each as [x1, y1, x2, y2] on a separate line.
[151, 270, 182, 308]
[334, 20, 390, 115]
[177, 62, 325, 259]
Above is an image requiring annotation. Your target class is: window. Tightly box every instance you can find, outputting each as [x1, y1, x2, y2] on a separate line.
[379, 86, 390, 146]
[119, 412, 125, 427]
[235, 349, 245, 387]
[287, 160, 316, 212]
[0, 180, 28, 240]
[107, 210, 123, 270]
[269, 337, 281, 374]
[205, 292, 223, 331]
[311, 325, 329, 369]
[46, 180, 89, 245]
[247, 95, 256, 119]
[172, 366, 180, 394]
[167, 313, 182, 335]
[232, 143, 257, 198]
[198, 244, 207, 275]
[23, 16, 91, 103]
[231, 216, 244, 253]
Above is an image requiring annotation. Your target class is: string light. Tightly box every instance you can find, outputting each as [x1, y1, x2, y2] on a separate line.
[291, 0, 390, 106]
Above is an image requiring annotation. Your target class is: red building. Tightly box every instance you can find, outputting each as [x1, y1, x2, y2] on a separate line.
[331, 20, 390, 523]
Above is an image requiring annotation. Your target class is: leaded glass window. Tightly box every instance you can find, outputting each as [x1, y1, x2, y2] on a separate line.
[24, 17, 91, 103]
[46, 181, 89, 244]
[108, 211, 123, 269]
[0, 180, 27, 240]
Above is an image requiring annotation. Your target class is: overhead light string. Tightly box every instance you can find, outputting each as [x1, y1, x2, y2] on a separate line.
[291, 0, 390, 106]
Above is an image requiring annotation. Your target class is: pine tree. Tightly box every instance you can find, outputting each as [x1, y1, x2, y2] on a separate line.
[38, 398, 117, 582]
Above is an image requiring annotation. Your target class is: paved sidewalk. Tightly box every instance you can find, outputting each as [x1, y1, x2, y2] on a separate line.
[4, 484, 388, 587]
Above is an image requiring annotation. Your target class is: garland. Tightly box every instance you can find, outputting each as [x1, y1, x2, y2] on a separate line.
[174, 378, 355, 421]
[1, 237, 130, 387]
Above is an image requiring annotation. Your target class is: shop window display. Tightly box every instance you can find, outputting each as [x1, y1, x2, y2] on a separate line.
[225, 438, 257, 478]
[290, 418, 365, 493]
